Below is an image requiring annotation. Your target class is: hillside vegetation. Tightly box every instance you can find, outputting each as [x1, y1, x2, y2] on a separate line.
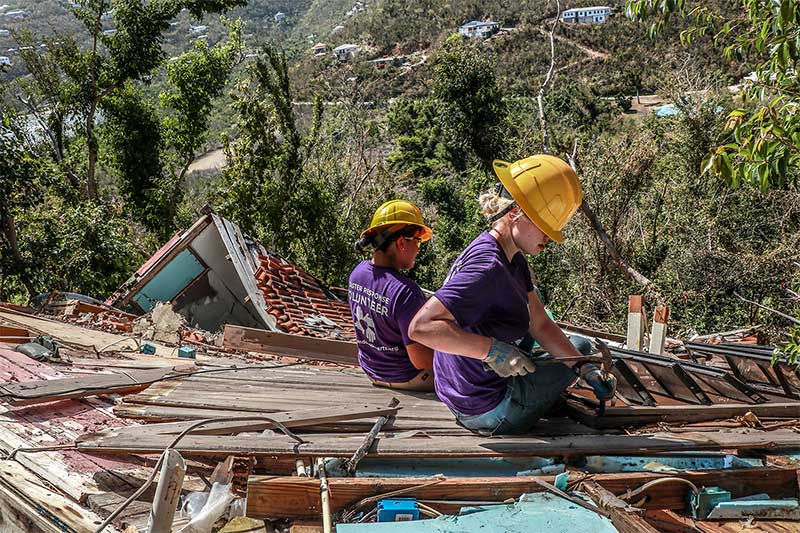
[1, 0, 798, 353]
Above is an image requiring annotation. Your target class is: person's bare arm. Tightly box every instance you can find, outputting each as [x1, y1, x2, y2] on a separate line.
[406, 343, 434, 370]
[528, 290, 581, 361]
[408, 297, 491, 360]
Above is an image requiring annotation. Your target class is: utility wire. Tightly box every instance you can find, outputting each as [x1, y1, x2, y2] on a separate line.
[95, 415, 305, 532]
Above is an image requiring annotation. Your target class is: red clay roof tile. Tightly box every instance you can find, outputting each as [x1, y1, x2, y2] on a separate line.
[254, 253, 355, 341]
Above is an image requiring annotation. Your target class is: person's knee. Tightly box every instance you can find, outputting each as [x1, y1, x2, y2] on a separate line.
[569, 335, 593, 355]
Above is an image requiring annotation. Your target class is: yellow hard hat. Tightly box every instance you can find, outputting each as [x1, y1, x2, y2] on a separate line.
[361, 200, 433, 242]
[492, 155, 583, 243]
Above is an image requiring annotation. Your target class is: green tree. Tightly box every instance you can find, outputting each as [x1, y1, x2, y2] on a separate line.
[432, 35, 507, 171]
[104, 20, 243, 235]
[221, 45, 359, 282]
[626, 0, 800, 190]
[0, 104, 51, 299]
[14, 0, 245, 201]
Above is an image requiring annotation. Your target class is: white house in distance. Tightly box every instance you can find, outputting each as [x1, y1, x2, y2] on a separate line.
[561, 6, 612, 24]
[458, 20, 500, 39]
[333, 43, 360, 62]
[311, 42, 329, 56]
[274, 12, 286, 22]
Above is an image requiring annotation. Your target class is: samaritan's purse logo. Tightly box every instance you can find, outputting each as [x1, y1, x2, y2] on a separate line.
[353, 305, 377, 342]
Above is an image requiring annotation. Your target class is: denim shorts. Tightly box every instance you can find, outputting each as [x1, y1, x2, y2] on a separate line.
[452, 335, 591, 435]
[453, 362, 578, 435]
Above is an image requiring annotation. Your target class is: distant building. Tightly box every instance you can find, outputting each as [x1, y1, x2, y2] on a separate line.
[333, 43, 360, 62]
[561, 6, 612, 24]
[0, 29, 9, 37]
[0, 55, 11, 66]
[189, 24, 207, 35]
[311, 42, 329, 56]
[274, 12, 286, 22]
[330, 25, 345, 35]
[102, 28, 117, 36]
[458, 20, 500, 39]
[4, 10, 30, 19]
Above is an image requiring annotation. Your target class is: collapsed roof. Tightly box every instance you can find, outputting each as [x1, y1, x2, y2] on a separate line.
[106, 207, 355, 341]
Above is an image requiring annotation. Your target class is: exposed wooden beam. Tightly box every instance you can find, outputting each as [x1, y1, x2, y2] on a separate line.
[566, 399, 800, 428]
[76, 428, 800, 458]
[245, 467, 799, 519]
[246, 475, 569, 518]
[223, 325, 357, 365]
[580, 480, 659, 533]
[99, 404, 400, 437]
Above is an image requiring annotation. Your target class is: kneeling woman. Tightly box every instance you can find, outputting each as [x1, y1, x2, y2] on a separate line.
[409, 155, 615, 434]
[348, 200, 436, 391]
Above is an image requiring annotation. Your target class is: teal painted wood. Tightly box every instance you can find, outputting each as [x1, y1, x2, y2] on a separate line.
[133, 249, 204, 312]
[344, 457, 561, 478]
[337, 493, 617, 532]
[707, 499, 800, 519]
[582, 454, 762, 473]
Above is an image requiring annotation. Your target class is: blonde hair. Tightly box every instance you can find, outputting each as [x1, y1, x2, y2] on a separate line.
[479, 191, 522, 224]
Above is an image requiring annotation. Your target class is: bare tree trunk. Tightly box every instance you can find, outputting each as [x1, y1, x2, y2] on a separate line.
[0, 211, 35, 298]
[85, 0, 105, 201]
[579, 199, 654, 287]
[537, 0, 561, 154]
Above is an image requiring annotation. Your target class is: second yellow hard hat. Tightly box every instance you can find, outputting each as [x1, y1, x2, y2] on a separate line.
[492, 155, 583, 242]
[361, 200, 433, 242]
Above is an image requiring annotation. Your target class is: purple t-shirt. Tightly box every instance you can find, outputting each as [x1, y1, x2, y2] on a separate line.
[348, 261, 426, 383]
[434, 231, 534, 415]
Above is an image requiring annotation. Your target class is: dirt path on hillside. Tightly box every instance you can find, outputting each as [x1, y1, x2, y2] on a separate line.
[537, 25, 610, 60]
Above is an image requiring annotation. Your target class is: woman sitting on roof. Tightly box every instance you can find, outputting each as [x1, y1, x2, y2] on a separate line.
[409, 155, 616, 434]
[348, 200, 436, 392]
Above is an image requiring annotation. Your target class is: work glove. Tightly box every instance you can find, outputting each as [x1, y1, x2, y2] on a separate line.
[578, 363, 617, 402]
[483, 338, 537, 377]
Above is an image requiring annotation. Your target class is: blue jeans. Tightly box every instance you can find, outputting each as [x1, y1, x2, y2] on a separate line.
[453, 335, 591, 435]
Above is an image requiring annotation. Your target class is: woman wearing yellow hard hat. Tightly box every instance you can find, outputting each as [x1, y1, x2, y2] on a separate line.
[348, 199, 436, 391]
[409, 155, 616, 434]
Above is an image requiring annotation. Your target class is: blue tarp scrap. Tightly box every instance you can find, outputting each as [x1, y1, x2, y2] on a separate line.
[337, 492, 618, 532]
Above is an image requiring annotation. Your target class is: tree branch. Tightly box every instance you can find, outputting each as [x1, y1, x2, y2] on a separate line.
[537, 0, 561, 154]
[16, 94, 62, 161]
[344, 163, 377, 222]
[733, 292, 800, 325]
[579, 198, 655, 288]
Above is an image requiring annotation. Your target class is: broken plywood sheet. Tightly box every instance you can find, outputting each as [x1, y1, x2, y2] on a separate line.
[114, 365, 604, 434]
[223, 324, 357, 364]
[0, 460, 120, 533]
[0, 310, 177, 358]
[0, 366, 192, 406]
[0, 348, 157, 503]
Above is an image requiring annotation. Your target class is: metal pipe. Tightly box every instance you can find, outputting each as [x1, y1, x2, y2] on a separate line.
[147, 449, 186, 533]
[317, 458, 332, 533]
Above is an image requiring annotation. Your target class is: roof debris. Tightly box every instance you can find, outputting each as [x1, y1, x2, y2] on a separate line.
[0, 232, 798, 532]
